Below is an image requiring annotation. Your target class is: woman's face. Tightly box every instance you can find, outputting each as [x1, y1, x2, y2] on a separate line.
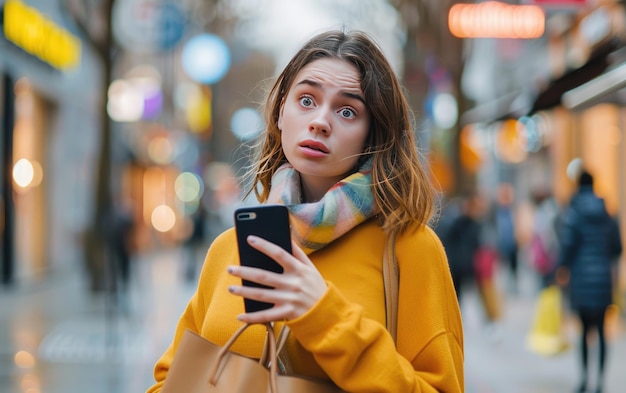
[278, 58, 371, 201]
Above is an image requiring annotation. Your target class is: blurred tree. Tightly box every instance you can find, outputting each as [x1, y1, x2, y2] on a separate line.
[63, 0, 116, 292]
[390, 0, 467, 195]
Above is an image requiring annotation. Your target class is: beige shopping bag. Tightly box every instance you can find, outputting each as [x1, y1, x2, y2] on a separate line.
[161, 323, 344, 393]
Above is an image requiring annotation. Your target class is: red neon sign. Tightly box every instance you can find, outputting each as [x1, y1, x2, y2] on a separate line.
[448, 1, 545, 39]
[528, 0, 587, 5]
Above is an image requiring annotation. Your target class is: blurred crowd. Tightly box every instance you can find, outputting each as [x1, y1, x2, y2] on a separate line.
[435, 168, 623, 393]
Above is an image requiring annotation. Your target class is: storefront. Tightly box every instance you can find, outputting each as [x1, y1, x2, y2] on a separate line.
[0, 0, 98, 285]
[557, 68, 626, 305]
[528, 1, 626, 303]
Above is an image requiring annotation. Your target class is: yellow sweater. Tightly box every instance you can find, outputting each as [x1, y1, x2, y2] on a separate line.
[147, 220, 464, 392]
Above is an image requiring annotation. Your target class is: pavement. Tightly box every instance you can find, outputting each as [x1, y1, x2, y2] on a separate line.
[1, 247, 625, 393]
[462, 269, 626, 393]
[0, 248, 196, 393]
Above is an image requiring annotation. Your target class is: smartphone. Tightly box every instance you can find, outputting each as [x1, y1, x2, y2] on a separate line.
[234, 204, 292, 312]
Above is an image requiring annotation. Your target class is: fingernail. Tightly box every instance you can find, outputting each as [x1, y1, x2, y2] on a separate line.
[228, 286, 235, 293]
[247, 235, 257, 243]
[227, 266, 233, 273]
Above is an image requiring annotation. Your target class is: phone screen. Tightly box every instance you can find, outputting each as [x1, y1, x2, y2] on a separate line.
[234, 205, 292, 312]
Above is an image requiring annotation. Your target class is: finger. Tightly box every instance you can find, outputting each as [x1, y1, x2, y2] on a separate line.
[228, 265, 285, 289]
[247, 235, 294, 269]
[228, 286, 297, 321]
[247, 236, 314, 272]
[229, 284, 281, 305]
[238, 305, 293, 324]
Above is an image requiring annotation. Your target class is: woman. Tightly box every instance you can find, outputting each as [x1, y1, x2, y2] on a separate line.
[147, 30, 464, 392]
[558, 170, 622, 393]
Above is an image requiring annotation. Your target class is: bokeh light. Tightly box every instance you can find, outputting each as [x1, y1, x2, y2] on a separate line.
[151, 205, 176, 233]
[107, 80, 144, 122]
[181, 34, 231, 85]
[175, 83, 213, 133]
[495, 119, 527, 163]
[175, 172, 204, 202]
[14, 350, 36, 368]
[459, 125, 485, 173]
[186, 88, 212, 133]
[230, 107, 264, 140]
[13, 158, 34, 188]
[432, 93, 458, 130]
[449, 2, 545, 39]
[107, 65, 163, 122]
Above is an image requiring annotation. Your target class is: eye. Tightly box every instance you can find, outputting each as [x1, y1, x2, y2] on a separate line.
[339, 107, 356, 119]
[299, 96, 314, 107]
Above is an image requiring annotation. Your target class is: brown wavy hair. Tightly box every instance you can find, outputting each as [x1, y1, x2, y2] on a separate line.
[244, 30, 435, 236]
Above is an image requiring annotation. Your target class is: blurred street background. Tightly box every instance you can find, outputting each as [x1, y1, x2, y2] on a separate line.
[2, 248, 626, 393]
[1, 0, 626, 392]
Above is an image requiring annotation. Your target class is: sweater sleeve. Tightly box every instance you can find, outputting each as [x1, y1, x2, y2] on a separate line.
[401, 227, 464, 392]
[286, 226, 464, 392]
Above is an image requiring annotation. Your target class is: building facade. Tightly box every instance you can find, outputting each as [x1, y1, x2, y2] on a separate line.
[460, 0, 626, 300]
[1, 0, 101, 285]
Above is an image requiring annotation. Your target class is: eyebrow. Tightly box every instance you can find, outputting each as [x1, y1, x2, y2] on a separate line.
[295, 79, 365, 105]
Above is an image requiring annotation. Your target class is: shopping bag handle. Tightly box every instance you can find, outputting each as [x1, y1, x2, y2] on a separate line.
[208, 322, 279, 392]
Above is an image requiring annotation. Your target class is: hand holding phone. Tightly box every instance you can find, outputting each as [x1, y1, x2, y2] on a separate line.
[234, 205, 292, 312]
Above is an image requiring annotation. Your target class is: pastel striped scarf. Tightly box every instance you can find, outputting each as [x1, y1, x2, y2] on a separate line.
[267, 161, 379, 254]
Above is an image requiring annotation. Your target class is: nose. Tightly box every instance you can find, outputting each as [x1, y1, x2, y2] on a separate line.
[308, 108, 331, 135]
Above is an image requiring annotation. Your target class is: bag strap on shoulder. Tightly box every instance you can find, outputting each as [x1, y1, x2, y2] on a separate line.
[383, 231, 399, 344]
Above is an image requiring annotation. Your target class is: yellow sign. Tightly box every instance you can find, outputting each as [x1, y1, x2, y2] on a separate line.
[2, 0, 81, 69]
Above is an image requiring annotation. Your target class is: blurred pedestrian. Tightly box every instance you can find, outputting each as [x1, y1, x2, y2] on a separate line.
[183, 206, 206, 283]
[147, 30, 463, 392]
[441, 194, 482, 303]
[557, 169, 622, 393]
[108, 196, 135, 292]
[494, 182, 519, 294]
[474, 219, 502, 330]
[530, 188, 561, 288]
[433, 196, 461, 246]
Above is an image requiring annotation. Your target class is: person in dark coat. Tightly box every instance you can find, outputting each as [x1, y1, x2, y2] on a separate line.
[557, 170, 622, 393]
[441, 194, 484, 303]
[495, 182, 519, 293]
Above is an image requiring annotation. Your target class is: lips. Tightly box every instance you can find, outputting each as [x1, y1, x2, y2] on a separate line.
[299, 139, 329, 153]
